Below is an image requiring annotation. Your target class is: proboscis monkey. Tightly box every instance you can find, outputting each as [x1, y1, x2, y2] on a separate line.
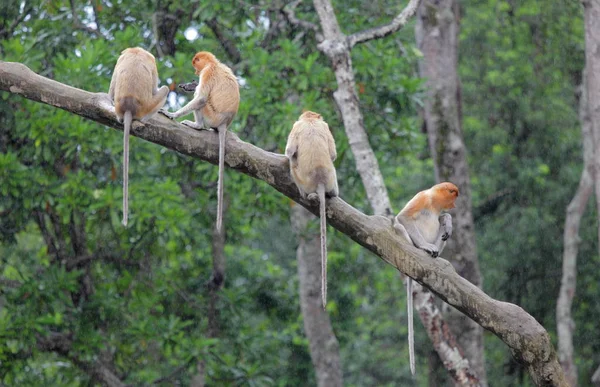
[394, 182, 459, 375]
[109, 47, 169, 226]
[285, 111, 339, 309]
[160, 51, 240, 234]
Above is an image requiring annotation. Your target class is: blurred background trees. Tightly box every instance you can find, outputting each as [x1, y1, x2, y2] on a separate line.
[0, 0, 596, 385]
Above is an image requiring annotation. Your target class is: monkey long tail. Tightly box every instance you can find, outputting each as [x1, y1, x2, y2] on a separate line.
[317, 183, 327, 309]
[216, 125, 227, 233]
[122, 110, 132, 227]
[408, 278, 415, 375]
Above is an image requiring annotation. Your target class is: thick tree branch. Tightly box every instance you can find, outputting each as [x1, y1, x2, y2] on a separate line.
[0, 61, 567, 386]
[347, 0, 422, 47]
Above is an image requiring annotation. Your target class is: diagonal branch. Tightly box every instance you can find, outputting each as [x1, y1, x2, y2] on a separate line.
[282, 0, 323, 41]
[0, 61, 567, 386]
[347, 0, 422, 47]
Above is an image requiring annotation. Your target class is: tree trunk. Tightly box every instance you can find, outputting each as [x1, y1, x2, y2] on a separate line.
[312, 0, 393, 217]
[192, 199, 228, 386]
[583, 0, 600, 258]
[291, 204, 343, 387]
[583, 2, 600, 386]
[415, 1, 487, 384]
[592, 364, 600, 386]
[556, 72, 594, 387]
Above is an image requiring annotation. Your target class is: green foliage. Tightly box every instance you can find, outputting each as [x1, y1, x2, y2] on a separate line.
[0, 0, 596, 385]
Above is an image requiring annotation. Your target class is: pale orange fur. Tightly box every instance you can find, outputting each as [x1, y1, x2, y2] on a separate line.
[400, 182, 459, 219]
[159, 51, 240, 234]
[192, 52, 240, 128]
[286, 111, 338, 195]
[285, 111, 338, 309]
[394, 181, 458, 376]
[109, 47, 170, 226]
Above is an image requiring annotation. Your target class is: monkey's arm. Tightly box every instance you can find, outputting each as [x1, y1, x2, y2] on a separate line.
[285, 141, 298, 160]
[108, 74, 117, 101]
[432, 213, 452, 254]
[159, 95, 207, 120]
[395, 214, 440, 258]
[327, 134, 337, 161]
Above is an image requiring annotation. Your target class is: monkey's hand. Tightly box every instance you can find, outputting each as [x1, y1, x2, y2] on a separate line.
[159, 108, 175, 120]
[178, 80, 199, 93]
[439, 213, 453, 241]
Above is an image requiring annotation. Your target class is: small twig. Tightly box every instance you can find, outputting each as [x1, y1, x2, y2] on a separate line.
[69, 0, 104, 38]
[347, 0, 422, 47]
[282, 0, 323, 41]
[0, 5, 33, 38]
[206, 18, 241, 63]
[152, 360, 194, 385]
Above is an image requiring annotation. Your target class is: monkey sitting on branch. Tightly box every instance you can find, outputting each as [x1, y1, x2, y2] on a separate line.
[394, 182, 459, 376]
[109, 47, 170, 226]
[285, 111, 339, 309]
[160, 51, 240, 234]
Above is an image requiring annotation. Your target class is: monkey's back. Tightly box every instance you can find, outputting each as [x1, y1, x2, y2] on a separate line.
[112, 49, 158, 119]
[291, 124, 337, 194]
[201, 64, 240, 128]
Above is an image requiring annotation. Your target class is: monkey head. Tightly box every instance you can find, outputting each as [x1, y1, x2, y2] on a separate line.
[431, 182, 459, 210]
[192, 51, 218, 75]
[299, 111, 323, 121]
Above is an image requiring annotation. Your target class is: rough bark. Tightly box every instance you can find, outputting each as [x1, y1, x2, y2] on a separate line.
[584, 2, 600, 386]
[415, 0, 486, 384]
[312, 0, 393, 217]
[556, 74, 594, 387]
[310, 1, 479, 382]
[0, 62, 568, 386]
[291, 205, 343, 387]
[592, 364, 600, 386]
[583, 0, 600, 264]
[413, 281, 479, 385]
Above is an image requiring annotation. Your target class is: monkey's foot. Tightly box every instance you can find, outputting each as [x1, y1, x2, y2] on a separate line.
[181, 120, 204, 130]
[307, 193, 319, 202]
[420, 245, 439, 258]
[441, 232, 450, 241]
[428, 249, 439, 258]
[158, 109, 175, 119]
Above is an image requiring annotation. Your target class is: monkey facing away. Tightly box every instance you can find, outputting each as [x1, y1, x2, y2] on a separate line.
[160, 51, 240, 234]
[285, 111, 339, 309]
[109, 47, 170, 226]
[394, 182, 459, 375]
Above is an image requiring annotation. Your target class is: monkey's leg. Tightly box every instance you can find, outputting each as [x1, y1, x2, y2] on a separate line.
[181, 120, 205, 130]
[140, 86, 170, 122]
[398, 218, 440, 258]
[393, 220, 412, 244]
[193, 111, 205, 128]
